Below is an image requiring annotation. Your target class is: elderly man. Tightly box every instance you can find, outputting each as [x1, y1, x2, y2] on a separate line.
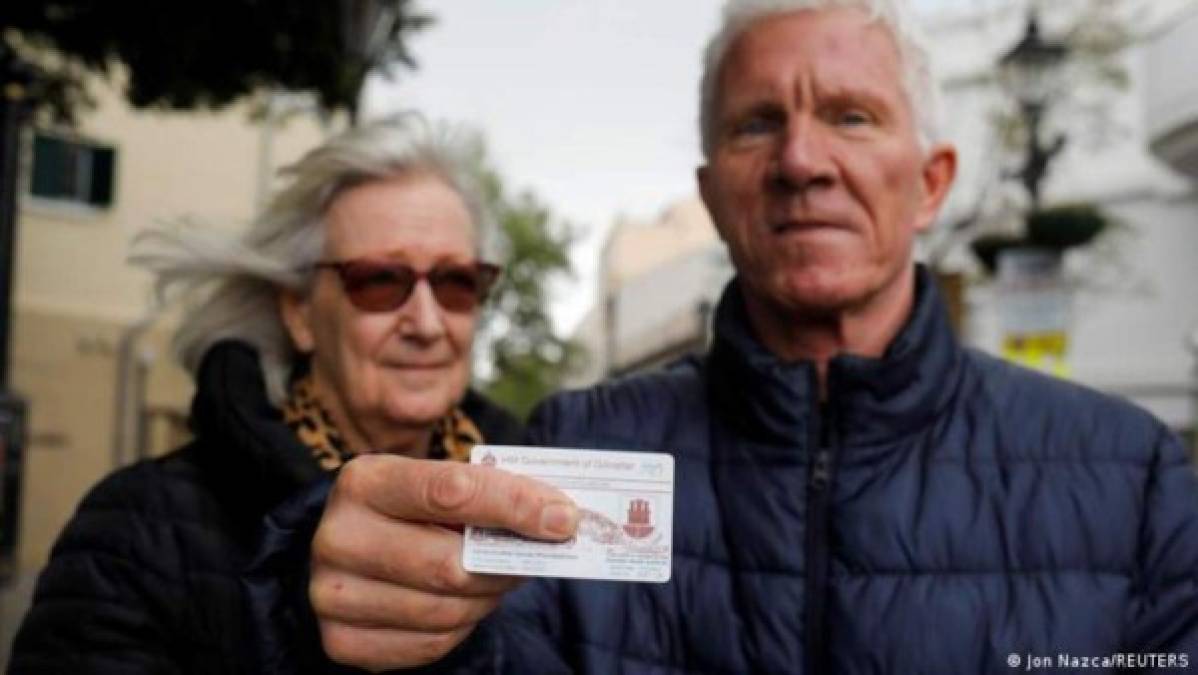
[255, 0, 1198, 672]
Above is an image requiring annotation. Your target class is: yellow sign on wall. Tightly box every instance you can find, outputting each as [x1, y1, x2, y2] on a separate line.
[1002, 331, 1070, 378]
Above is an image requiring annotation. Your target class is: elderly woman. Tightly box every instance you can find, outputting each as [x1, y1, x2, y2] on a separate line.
[10, 113, 522, 673]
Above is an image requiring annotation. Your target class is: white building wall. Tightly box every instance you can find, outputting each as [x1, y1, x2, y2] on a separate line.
[926, 3, 1198, 428]
[1145, 6, 1198, 176]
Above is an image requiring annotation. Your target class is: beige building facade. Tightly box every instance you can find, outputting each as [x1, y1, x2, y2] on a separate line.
[1, 74, 331, 654]
[569, 197, 727, 385]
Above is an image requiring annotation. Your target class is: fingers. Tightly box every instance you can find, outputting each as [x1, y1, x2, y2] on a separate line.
[311, 567, 507, 631]
[320, 622, 477, 672]
[312, 515, 520, 597]
[311, 454, 569, 671]
[336, 454, 580, 540]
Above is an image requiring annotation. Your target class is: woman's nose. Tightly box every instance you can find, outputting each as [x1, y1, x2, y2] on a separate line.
[396, 280, 447, 342]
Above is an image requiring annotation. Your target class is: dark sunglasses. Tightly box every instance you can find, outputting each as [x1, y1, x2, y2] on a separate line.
[313, 259, 501, 313]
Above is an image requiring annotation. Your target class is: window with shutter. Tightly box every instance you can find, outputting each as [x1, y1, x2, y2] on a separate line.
[29, 133, 118, 208]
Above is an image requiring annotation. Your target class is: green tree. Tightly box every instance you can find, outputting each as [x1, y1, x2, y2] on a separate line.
[1, 0, 431, 122]
[470, 142, 587, 420]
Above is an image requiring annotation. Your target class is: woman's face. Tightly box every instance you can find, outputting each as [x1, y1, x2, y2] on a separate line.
[281, 171, 484, 453]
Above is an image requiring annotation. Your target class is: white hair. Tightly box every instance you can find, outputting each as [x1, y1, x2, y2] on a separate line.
[699, 0, 942, 157]
[129, 111, 500, 405]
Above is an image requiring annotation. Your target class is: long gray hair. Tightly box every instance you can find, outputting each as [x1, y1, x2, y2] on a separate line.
[699, 0, 941, 157]
[130, 112, 499, 405]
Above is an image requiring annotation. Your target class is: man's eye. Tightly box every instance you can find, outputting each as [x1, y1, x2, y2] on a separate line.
[836, 110, 873, 127]
[731, 115, 780, 136]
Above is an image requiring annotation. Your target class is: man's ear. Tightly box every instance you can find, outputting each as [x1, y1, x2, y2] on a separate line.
[913, 143, 958, 233]
[697, 165, 728, 243]
[278, 290, 315, 353]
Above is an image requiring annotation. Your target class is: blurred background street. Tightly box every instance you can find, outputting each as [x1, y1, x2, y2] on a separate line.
[1, 0, 1196, 663]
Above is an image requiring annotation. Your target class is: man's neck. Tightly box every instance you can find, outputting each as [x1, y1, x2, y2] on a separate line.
[741, 267, 917, 395]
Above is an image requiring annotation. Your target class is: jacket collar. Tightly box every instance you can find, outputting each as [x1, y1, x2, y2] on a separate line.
[189, 341, 325, 512]
[187, 341, 525, 513]
[707, 264, 962, 448]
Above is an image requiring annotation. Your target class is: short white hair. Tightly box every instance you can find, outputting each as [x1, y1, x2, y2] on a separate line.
[699, 0, 941, 157]
[129, 111, 499, 405]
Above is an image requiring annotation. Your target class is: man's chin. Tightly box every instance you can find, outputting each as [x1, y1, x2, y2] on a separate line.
[769, 270, 876, 313]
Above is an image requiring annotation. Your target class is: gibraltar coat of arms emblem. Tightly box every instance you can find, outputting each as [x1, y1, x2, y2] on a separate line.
[622, 498, 655, 539]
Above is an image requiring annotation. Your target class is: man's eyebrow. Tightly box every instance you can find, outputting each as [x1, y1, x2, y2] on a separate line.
[817, 84, 894, 111]
[718, 92, 784, 119]
[726, 98, 785, 117]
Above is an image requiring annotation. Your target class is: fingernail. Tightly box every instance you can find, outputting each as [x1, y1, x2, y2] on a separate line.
[540, 502, 577, 538]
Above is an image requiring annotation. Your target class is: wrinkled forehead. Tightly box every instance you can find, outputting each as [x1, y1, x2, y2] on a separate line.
[322, 172, 478, 260]
[717, 8, 905, 98]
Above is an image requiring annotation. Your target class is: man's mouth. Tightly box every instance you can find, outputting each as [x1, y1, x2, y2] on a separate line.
[769, 218, 847, 234]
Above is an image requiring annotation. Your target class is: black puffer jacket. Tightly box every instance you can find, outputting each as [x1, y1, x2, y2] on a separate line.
[9, 341, 522, 674]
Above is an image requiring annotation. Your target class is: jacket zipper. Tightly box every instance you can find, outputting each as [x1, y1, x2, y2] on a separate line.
[805, 395, 836, 674]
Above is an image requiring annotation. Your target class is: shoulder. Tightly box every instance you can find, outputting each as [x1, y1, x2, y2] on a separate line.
[77, 443, 219, 520]
[959, 348, 1174, 464]
[46, 443, 247, 580]
[527, 357, 706, 449]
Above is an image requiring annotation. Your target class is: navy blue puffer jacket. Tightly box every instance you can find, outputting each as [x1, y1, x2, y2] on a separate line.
[477, 268, 1198, 674]
[248, 267, 1198, 674]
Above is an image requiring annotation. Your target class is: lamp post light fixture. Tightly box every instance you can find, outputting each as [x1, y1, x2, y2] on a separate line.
[999, 13, 1071, 211]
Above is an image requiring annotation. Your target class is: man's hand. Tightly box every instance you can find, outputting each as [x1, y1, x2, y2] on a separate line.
[309, 454, 579, 672]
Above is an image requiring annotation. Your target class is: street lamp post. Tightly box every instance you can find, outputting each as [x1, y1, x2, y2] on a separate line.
[0, 43, 33, 583]
[999, 14, 1070, 211]
[0, 45, 36, 389]
[992, 14, 1075, 378]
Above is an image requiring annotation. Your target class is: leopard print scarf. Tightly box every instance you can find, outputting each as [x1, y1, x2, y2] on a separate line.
[282, 374, 484, 470]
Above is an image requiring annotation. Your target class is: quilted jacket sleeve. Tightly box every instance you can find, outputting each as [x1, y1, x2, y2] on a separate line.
[9, 465, 187, 674]
[242, 399, 571, 674]
[245, 474, 506, 675]
[1124, 427, 1198, 654]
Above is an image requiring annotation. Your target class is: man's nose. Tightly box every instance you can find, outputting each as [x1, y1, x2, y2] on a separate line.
[396, 280, 447, 342]
[770, 119, 836, 194]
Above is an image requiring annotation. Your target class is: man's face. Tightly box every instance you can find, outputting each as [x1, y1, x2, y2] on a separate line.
[698, 8, 955, 316]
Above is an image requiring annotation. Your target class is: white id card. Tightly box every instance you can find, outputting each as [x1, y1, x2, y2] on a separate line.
[462, 445, 674, 583]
